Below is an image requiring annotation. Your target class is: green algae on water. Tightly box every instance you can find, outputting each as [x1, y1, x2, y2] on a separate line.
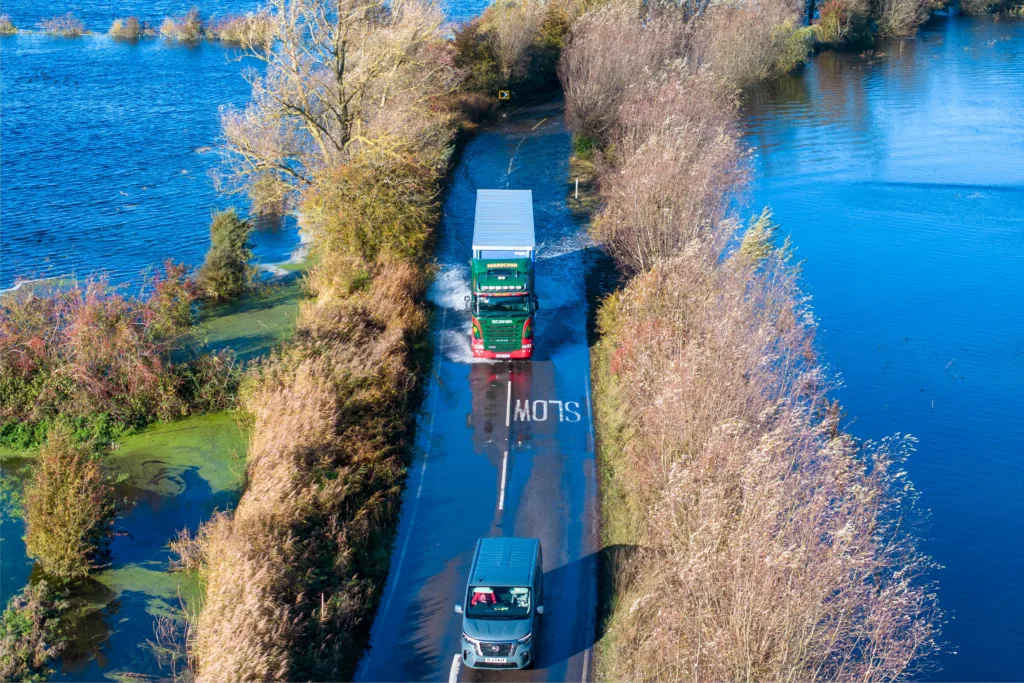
[109, 411, 247, 495]
[192, 272, 306, 363]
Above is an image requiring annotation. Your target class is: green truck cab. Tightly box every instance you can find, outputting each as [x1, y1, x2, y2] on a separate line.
[466, 190, 538, 360]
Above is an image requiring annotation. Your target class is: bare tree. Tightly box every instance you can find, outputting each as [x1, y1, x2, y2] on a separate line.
[486, 0, 545, 82]
[217, 0, 456, 213]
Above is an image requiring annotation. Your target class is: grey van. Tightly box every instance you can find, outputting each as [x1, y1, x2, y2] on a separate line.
[454, 537, 543, 670]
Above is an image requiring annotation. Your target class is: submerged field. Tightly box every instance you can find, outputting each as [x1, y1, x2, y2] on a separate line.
[0, 272, 306, 679]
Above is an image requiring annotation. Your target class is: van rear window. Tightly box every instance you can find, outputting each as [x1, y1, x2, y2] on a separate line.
[466, 586, 531, 620]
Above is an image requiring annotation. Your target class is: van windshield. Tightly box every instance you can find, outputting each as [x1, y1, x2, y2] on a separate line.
[466, 586, 531, 620]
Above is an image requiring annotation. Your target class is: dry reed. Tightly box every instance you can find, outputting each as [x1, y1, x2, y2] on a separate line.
[562, 1, 942, 679]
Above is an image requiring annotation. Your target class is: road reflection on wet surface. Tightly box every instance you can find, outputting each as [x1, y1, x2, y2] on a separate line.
[355, 96, 599, 683]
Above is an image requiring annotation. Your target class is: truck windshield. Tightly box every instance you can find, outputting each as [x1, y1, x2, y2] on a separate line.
[477, 296, 530, 316]
[466, 586, 531, 620]
[485, 268, 518, 279]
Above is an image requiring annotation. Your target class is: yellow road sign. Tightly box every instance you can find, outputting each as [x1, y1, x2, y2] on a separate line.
[498, 90, 510, 100]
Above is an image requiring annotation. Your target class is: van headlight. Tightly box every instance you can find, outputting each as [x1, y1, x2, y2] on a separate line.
[463, 632, 482, 655]
[517, 632, 532, 645]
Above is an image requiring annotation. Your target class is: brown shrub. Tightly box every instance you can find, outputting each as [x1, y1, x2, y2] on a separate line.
[205, 12, 275, 48]
[109, 17, 148, 39]
[871, 0, 932, 35]
[593, 70, 748, 273]
[23, 427, 116, 583]
[593, 215, 942, 680]
[690, 0, 813, 87]
[559, 3, 684, 140]
[39, 13, 86, 36]
[814, 0, 871, 44]
[160, 7, 203, 42]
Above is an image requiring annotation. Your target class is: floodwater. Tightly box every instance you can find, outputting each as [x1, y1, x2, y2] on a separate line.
[744, 15, 1024, 681]
[0, 0, 489, 293]
[0, 413, 247, 680]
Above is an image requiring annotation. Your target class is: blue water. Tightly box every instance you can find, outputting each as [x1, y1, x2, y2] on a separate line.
[0, 0, 487, 292]
[0, 32, 299, 290]
[0, 0, 490, 30]
[745, 15, 1024, 681]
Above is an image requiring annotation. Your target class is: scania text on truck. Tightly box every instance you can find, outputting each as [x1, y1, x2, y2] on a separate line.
[466, 190, 538, 360]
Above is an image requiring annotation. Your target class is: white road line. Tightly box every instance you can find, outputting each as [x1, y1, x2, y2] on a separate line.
[498, 450, 508, 511]
[583, 375, 597, 683]
[449, 654, 461, 683]
[380, 309, 446, 618]
[505, 375, 512, 427]
[583, 376, 597, 453]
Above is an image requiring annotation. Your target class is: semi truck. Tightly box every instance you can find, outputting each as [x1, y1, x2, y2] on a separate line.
[466, 190, 538, 360]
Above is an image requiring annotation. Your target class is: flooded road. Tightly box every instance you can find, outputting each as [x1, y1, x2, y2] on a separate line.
[744, 15, 1024, 681]
[356, 96, 599, 683]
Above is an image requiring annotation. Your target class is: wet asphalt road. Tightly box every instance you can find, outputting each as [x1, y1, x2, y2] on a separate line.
[354, 96, 599, 683]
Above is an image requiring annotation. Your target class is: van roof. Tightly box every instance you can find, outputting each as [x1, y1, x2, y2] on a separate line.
[472, 190, 536, 252]
[470, 537, 539, 587]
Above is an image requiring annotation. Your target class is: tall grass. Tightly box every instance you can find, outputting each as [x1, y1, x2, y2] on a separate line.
[690, 0, 814, 88]
[561, 1, 942, 679]
[186, 259, 430, 680]
[559, 3, 683, 139]
[592, 69, 747, 273]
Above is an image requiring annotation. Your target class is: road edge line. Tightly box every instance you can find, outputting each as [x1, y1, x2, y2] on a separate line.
[449, 653, 461, 683]
[379, 308, 447, 619]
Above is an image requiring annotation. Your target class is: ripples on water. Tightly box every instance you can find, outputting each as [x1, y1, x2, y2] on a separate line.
[0, 0, 489, 292]
[0, 33, 297, 290]
[745, 15, 1024, 681]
